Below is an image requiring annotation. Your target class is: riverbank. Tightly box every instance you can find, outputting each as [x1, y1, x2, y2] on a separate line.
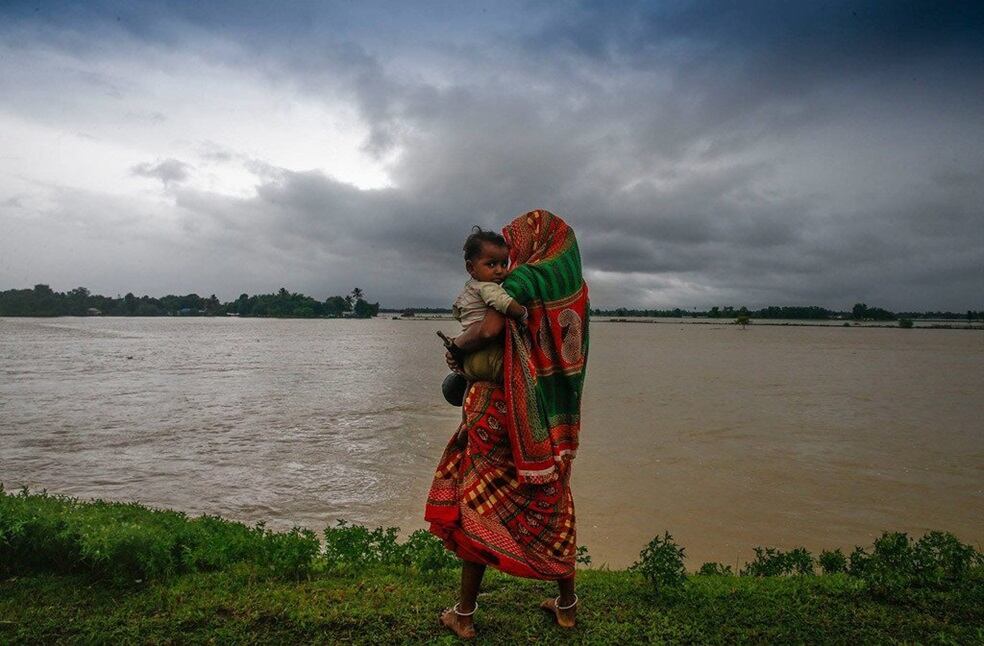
[1, 488, 981, 643]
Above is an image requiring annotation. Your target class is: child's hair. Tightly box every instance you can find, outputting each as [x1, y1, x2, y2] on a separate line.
[463, 225, 507, 261]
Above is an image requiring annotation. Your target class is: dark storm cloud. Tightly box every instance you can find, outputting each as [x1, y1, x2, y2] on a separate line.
[1, 1, 982, 309]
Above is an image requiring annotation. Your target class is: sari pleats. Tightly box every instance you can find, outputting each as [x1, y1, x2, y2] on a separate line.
[424, 381, 576, 580]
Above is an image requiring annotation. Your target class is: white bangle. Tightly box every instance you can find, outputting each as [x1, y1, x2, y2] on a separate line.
[555, 594, 578, 610]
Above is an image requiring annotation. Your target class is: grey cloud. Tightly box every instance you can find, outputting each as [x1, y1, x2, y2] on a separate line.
[197, 141, 240, 164]
[2, 2, 982, 310]
[131, 158, 193, 186]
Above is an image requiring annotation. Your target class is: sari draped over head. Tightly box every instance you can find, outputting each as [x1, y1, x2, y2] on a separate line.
[501, 209, 590, 485]
[425, 209, 589, 580]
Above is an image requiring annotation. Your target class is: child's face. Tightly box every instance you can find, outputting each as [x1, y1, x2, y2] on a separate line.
[467, 242, 510, 283]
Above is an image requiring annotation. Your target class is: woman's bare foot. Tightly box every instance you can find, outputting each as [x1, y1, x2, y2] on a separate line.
[439, 606, 477, 640]
[540, 596, 577, 629]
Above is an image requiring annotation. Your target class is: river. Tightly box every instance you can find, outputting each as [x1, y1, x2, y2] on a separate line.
[1, 316, 981, 568]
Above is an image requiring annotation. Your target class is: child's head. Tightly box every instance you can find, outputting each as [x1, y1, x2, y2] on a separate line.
[463, 226, 509, 283]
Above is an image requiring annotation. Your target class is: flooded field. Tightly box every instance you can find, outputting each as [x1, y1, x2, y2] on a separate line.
[1, 316, 981, 567]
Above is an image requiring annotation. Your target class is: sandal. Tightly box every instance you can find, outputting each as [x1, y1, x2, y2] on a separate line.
[540, 594, 577, 629]
[439, 601, 478, 640]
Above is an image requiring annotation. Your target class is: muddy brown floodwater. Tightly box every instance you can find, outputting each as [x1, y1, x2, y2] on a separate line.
[1, 316, 981, 568]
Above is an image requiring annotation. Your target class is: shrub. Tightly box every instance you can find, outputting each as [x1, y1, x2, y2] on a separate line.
[848, 546, 871, 577]
[741, 547, 788, 577]
[400, 529, 459, 572]
[899, 318, 913, 328]
[864, 532, 915, 595]
[911, 531, 976, 588]
[631, 531, 686, 591]
[819, 549, 848, 574]
[697, 562, 733, 576]
[786, 548, 815, 575]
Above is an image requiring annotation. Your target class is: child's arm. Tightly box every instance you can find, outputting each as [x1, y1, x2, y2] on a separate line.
[477, 282, 528, 322]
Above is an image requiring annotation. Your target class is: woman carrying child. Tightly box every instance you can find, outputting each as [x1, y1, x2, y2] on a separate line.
[424, 209, 590, 639]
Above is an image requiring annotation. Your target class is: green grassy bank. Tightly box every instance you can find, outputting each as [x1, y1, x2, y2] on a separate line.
[2, 486, 982, 644]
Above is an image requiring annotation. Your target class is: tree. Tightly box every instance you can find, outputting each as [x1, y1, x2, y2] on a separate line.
[351, 287, 364, 302]
[235, 293, 251, 316]
[206, 294, 221, 313]
[852, 303, 867, 320]
[324, 296, 349, 318]
[353, 298, 379, 318]
[67, 287, 90, 315]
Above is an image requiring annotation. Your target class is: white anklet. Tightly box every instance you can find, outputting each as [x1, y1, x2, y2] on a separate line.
[555, 594, 578, 611]
[453, 601, 478, 616]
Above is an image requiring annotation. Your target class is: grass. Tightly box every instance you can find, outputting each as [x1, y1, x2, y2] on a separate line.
[2, 566, 982, 644]
[1, 486, 982, 644]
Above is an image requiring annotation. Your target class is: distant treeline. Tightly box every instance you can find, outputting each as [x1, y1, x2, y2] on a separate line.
[3, 285, 980, 322]
[590, 303, 982, 322]
[0, 285, 379, 319]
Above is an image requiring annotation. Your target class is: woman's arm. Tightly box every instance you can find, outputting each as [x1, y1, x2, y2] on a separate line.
[453, 308, 506, 352]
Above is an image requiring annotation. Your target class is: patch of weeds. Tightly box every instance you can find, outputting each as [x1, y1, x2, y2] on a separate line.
[400, 529, 459, 572]
[321, 522, 458, 572]
[697, 562, 734, 576]
[575, 545, 592, 567]
[853, 531, 979, 597]
[741, 547, 813, 576]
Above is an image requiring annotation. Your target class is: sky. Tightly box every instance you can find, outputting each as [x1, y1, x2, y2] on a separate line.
[1, 1, 982, 310]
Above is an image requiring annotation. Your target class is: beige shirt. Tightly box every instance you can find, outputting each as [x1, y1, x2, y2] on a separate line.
[452, 279, 515, 329]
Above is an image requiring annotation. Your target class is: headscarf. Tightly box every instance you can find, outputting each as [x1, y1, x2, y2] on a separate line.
[500, 209, 589, 484]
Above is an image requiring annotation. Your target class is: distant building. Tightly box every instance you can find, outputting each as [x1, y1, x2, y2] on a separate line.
[86, 307, 102, 316]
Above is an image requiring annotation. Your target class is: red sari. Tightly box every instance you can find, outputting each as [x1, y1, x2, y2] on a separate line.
[424, 210, 588, 580]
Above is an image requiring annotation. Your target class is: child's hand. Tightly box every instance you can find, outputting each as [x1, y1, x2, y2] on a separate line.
[446, 348, 463, 374]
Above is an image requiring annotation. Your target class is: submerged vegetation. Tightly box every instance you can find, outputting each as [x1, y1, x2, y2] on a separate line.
[1, 486, 982, 643]
[592, 303, 984, 322]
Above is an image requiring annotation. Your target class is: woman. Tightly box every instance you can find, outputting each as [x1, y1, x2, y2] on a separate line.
[425, 209, 590, 639]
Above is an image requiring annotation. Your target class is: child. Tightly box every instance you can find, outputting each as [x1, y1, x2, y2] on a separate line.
[442, 227, 527, 405]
